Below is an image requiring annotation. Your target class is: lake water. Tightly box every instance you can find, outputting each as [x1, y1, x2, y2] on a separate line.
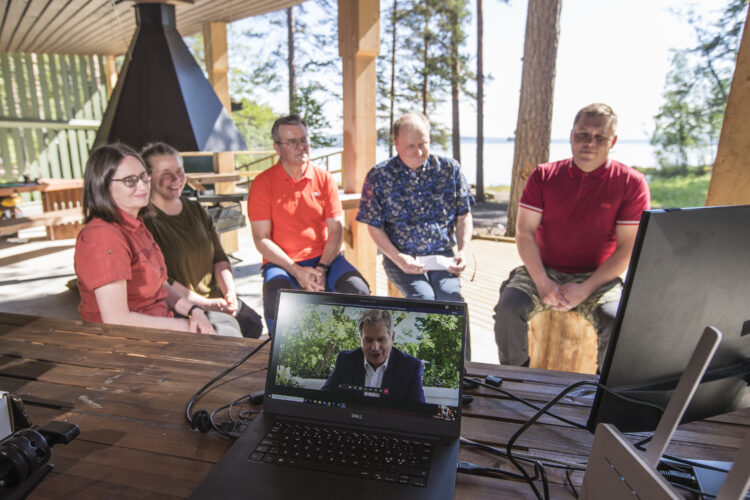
[317, 138, 716, 188]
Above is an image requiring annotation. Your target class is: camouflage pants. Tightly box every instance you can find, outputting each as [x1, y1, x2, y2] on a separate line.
[494, 265, 622, 366]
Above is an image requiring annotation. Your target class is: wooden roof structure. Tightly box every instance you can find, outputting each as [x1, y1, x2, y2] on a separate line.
[0, 0, 306, 55]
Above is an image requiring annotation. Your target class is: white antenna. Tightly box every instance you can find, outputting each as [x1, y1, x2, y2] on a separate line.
[580, 326, 750, 499]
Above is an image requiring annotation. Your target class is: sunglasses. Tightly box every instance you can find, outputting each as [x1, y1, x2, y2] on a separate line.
[572, 132, 613, 146]
[276, 137, 309, 148]
[111, 171, 151, 188]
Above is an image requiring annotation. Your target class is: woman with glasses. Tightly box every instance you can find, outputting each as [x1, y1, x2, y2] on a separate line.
[74, 143, 241, 336]
[140, 142, 263, 338]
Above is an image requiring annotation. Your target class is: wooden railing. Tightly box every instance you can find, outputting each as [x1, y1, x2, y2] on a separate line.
[0, 53, 109, 191]
[182, 149, 345, 189]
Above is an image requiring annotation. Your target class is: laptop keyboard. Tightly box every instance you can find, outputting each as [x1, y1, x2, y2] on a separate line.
[249, 420, 433, 487]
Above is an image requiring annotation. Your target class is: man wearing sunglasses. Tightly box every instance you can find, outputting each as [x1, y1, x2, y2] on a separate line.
[248, 115, 370, 333]
[494, 103, 650, 370]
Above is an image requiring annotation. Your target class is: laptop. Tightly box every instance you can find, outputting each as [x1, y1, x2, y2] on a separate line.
[191, 290, 467, 500]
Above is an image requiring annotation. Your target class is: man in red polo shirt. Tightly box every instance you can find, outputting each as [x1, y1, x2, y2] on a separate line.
[248, 115, 369, 332]
[494, 103, 650, 368]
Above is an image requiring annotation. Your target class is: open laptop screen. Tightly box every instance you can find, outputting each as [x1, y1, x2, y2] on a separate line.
[263, 290, 466, 434]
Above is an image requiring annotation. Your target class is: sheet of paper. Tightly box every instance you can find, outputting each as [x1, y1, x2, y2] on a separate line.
[416, 255, 455, 271]
[0, 392, 12, 440]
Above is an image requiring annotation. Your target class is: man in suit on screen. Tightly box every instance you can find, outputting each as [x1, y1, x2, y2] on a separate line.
[322, 309, 425, 403]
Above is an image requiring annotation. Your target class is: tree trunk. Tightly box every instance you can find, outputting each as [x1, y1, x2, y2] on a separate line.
[506, 0, 562, 237]
[421, 15, 429, 115]
[450, 9, 461, 163]
[389, 0, 398, 157]
[287, 7, 297, 113]
[475, 0, 485, 202]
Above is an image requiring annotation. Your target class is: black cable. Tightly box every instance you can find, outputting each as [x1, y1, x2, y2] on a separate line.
[503, 380, 667, 500]
[209, 403, 237, 437]
[457, 461, 527, 481]
[461, 437, 587, 472]
[565, 469, 579, 498]
[185, 337, 271, 431]
[464, 377, 588, 429]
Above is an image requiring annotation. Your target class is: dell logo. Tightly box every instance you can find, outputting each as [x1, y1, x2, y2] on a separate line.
[350, 412, 364, 420]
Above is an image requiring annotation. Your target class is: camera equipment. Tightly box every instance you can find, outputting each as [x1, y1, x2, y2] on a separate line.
[0, 421, 80, 499]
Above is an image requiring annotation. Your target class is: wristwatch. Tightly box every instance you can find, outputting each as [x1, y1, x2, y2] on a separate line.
[187, 304, 204, 318]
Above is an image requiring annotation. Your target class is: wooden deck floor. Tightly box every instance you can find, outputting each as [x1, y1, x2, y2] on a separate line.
[375, 237, 521, 364]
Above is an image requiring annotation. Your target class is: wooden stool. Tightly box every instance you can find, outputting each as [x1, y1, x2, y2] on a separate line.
[528, 310, 598, 374]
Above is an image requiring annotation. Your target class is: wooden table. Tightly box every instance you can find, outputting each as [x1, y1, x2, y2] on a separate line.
[0, 179, 84, 239]
[1, 313, 748, 498]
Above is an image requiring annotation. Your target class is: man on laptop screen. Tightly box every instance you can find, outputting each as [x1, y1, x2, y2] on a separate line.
[191, 291, 465, 500]
[322, 309, 425, 403]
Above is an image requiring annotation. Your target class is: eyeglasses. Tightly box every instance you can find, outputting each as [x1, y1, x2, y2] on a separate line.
[572, 132, 613, 146]
[111, 172, 151, 188]
[276, 137, 309, 148]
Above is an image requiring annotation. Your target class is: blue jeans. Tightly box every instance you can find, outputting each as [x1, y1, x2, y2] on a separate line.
[383, 254, 469, 359]
[382, 255, 464, 302]
[262, 254, 369, 333]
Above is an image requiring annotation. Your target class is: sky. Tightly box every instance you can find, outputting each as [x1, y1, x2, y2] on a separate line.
[457, 0, 733, 140]
[227, 0, 738, 142]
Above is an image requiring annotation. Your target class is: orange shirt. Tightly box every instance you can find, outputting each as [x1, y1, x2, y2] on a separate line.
[74, 210, 171, 322]
[248, 161, 342, 263]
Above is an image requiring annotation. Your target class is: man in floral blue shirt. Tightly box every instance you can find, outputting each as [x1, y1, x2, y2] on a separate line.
[357, 112, 474, 304]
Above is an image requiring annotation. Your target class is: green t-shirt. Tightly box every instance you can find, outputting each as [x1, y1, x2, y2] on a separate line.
[144, 197, 228, 298]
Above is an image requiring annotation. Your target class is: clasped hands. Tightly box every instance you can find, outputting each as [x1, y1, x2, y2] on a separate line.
[538, 279, 590, 311]
[292, 264, 327, 291]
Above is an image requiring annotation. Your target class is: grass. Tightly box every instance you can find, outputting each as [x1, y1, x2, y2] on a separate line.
[646, 172, 711, 209]
[483, 170, 710, 209]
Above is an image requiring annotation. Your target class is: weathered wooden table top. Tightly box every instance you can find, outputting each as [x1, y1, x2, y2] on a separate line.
[1, 312, 747, 499]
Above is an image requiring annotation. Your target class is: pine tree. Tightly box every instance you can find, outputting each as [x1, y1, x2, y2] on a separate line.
[506, 0, 562, 238]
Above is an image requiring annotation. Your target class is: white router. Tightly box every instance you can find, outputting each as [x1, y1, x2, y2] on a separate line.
[581, 326, 750, 499]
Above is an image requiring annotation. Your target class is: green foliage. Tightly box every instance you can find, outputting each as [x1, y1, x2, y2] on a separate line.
[232, 99, 276, 149]
[295, 83, 337, 148]
[276, 306, 361, 380]
[415, 315, 462, 389]
[376, 0, 474, 149]
[651, 1, 747, 169]
[275, 307, 462, 389]
[270, 1, 340, 146]
[650, 51, 723, 171]
[647, 172, 711, 209]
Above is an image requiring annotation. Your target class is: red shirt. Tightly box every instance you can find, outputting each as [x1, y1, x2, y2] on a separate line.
[248, 161, 342, 263]
[75, 210, 171, 322]
[520, 158, 650, 273]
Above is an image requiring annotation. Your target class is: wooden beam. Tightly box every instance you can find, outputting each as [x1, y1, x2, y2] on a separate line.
[338, 0, 380, 291]
[203, 21, 231, 114]
[104, 55, 118, 97]
[705, 6, 750, 206]
[213, 151, 238, 253]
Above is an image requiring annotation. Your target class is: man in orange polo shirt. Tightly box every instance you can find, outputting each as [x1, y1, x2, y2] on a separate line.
[248, 115, 369, 332]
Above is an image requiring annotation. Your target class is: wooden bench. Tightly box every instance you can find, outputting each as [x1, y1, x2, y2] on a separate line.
[528, 309, 598, 374]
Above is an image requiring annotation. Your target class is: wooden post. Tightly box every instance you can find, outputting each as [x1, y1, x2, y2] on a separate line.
[104, 55, 118, 97]
[705, 7, 750, 206]
[213, 151, 238, 253]
[203, 22, 236, 252]
[202, 21, 231, 114]
[338, 0, 380, 291]
[528, 310, 598, 374]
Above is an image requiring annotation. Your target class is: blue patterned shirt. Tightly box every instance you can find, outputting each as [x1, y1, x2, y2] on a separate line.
[357, 154, 474, 255]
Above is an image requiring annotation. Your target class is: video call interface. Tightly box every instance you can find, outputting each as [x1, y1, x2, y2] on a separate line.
[267, 294, 465, 422]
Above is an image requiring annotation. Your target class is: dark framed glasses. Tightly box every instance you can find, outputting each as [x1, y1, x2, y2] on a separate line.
[111, 171, 151, 188]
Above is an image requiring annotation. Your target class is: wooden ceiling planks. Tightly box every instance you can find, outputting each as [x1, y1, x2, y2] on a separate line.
[1, 0, 307, 56]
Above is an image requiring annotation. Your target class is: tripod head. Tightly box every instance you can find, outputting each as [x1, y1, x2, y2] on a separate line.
[0, 421, 79, 489]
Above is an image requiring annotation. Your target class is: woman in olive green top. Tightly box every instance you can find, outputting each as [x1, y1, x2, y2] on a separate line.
[141, 142, 263, 338]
